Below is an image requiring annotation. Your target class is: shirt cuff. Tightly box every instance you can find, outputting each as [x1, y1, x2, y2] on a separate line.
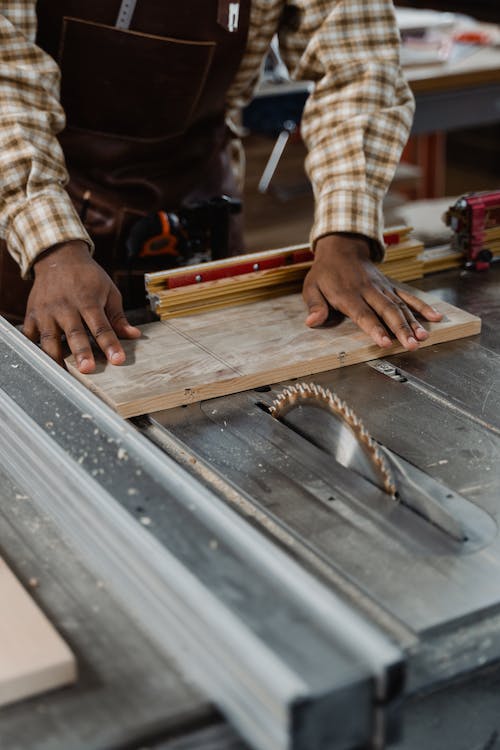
[311, 190, 385, 262]
[7, 189, 94, 278]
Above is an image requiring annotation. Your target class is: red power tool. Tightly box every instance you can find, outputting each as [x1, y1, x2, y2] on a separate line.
[445, 191, 500, 270]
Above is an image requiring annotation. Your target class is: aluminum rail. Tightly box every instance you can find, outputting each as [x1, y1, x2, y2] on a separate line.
[0, 318, 404, 750]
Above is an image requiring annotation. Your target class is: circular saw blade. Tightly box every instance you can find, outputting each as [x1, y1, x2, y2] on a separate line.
[269, 382, 397, 498]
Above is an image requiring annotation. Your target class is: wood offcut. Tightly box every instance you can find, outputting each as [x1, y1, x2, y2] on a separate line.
[0, 557, 77, 707]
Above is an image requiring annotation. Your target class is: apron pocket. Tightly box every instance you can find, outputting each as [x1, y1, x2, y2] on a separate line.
[59, 18, 216, 141]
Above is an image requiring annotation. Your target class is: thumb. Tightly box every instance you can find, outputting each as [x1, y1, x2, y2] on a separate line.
[106, 286, 141, 339]
[302, 276, 329, 327]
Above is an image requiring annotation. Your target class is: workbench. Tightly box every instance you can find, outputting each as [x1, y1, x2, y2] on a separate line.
[244, 42, 500, 207]
[398, 0, 500, 25]
[409, 45, 500, 135]
[2, 262, 500, 750]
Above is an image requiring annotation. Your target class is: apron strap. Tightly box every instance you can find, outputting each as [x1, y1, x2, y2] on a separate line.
[116, 0, 137, 29]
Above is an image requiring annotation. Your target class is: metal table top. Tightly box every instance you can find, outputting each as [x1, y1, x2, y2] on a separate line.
[3, 263, 500, 750]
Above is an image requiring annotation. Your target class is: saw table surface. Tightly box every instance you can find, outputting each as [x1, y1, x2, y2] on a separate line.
[3, 264, 500, 750]
[0, 469, 212, 750]
[144, 264, 500, 747]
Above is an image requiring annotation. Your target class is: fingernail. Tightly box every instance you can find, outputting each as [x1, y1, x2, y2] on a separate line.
[382, 336, 392, 347]
[110, 351, 123, 364]
[416, 326, 428, 337]
[408, 336, 418, 347]
[306, 314, 320, 326]
[79, 358, 91, 370]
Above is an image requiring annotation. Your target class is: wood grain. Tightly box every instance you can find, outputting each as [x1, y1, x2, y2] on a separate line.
[0, 557, 76, 707]
[66, 286, 481, 418]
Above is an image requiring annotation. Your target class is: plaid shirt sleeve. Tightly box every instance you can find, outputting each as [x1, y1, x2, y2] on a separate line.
[0, 3, 91, 278]
[228, 0, 415, 259]
[1, 1, 413, 278]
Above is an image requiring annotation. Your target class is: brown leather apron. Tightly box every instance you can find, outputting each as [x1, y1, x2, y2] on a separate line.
[0, 0, 250, 320]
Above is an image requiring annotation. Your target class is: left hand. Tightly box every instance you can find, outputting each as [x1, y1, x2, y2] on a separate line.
[23, 241, 141, 372]
[302, 233, 443, 350]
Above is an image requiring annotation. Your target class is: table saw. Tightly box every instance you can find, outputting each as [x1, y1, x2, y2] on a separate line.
[1, 265, 500, 750]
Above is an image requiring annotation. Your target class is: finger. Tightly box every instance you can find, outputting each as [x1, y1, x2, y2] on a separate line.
[302, 277, 330, 327]
[82, 305, 126, 365]
[23, 311, 39, 342]
[338, 296, 392, 348]
[385, 291, 428, 342]
[105, 287, 141, 339]
[365, 289, 420, 350]
[58, 313, 96, 374]
[409, 317, 429, 342]
[38, 321, 64, 366]
[395, 288, 443, 322]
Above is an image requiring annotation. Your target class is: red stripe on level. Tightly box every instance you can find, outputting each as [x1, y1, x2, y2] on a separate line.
[384, 232, 403, 246]
[164, 230, 407, 289]
[166, 249, 314, 289]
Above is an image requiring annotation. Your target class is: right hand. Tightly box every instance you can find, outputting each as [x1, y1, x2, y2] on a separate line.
[303, 234, 443, 349]
[23, 241, 141, 373]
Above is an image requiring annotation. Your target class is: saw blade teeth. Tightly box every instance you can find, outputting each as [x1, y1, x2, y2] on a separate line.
[269, 381, 397, 500]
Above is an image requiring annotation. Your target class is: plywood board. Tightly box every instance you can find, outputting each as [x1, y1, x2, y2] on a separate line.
[66, 287, 481, 418]
[0, 557, 77, 707]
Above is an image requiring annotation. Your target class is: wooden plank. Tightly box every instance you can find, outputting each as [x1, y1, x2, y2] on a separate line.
[66, 286, 481, 418]
[0, 557, 76, 708]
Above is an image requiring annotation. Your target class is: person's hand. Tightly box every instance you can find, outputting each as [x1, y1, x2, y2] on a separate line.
[23, 241, 141, 373]
[303, 234, 443, 350]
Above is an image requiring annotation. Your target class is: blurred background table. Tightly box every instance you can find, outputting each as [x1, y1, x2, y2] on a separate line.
[242, 12, 500, 251]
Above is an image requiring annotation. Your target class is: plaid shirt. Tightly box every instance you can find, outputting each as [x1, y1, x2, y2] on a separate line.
[0, 1, 414, 277]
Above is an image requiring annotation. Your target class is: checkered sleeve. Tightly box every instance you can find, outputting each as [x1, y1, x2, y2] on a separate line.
[0, 3, 91, 278]
[278, 0, 415, 258]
